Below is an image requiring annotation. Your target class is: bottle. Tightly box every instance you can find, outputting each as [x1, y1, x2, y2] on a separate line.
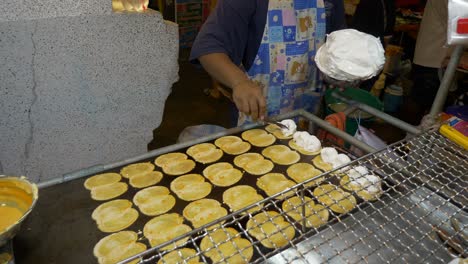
[370, 73, 386, 97]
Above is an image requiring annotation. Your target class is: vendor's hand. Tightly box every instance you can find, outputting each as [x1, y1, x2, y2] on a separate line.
[232, 79, 266, 121]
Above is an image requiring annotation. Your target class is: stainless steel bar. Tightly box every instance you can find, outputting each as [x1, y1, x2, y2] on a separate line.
[298, 109, 377, 154]
[429, 45, 465, 118]
[331, 92, 422, 135]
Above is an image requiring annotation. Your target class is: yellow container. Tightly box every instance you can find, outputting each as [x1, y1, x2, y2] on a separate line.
[440, 124, 468, 150]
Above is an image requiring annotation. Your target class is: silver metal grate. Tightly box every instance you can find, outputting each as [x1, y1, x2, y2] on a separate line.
[122, 131, 467, 264]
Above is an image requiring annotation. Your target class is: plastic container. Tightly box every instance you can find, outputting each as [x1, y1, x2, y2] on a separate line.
[383, 85, 403, 113]
[325, 89, 384, 136]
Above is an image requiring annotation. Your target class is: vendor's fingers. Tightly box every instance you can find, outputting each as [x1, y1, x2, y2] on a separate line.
[258, 96, 266, 120]
[249, 98, 259, 121]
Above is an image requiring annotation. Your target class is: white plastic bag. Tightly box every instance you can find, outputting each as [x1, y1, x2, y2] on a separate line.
[351, 125, 387, 157]
[448, 0, 468, 45]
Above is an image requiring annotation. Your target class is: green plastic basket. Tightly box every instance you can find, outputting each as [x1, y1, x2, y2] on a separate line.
[324, 88, 384, 136]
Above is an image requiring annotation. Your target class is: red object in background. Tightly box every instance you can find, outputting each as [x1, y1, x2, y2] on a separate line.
[457, 18, 468, 34]
[396, 0, 421, 8]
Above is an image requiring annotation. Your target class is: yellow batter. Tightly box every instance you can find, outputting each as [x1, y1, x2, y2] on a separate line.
[257, 173, 296, 200]
[247, 211, 295, 249]
[200, 228, 254, 263]
[0, 178, 34, 233]
[84, 173, 122, 190]
[0, 206, 23, 232]
[313, 184, 357, 214]
[223, 185, 264, 213]
[133, 186, 176, 216]
[91, 199, 139, 233]
[143, 213, 192, 250]
[90, 182, 128, 201]
[183, 198, 227, 229]
[286, 163, 324, 187]
[170, 174, 212, 201]
[120, 163, 155, 179]
[203, 162, 243, 187]
[154, 152, 188, 167]
[157, 248, 202, 264]
[282, 196, 329, 228]
[129, 171, 163, 189]
[187, 143, 223, 164]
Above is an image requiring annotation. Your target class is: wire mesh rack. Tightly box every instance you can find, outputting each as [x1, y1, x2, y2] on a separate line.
[121, 131, 467, 264]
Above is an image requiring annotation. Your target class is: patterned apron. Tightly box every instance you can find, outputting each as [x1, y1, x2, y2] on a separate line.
[239, 0, 326, 126]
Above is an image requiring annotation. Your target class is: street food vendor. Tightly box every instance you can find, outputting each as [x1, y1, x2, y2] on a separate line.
[190, 0, 346, 125]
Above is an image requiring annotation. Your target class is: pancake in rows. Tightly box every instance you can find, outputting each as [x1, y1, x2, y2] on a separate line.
[223, 185, 264, 213]
[257, 173, 296, 200]
[154, 152, 188, 167]
[203, 162, 243, 187]
[282, 196, 329, 228]
[313, 184, 357, 214]
[133, 186, 176, 216]
[162, 159, 196, 176]
[262, 145, 300, 165]
[170, 174, 212, 201]
[215, 136, 251, 155]
[288, 140, 322, 156]
[84, 173, 122, 190]
[186, 143, 223, 164]
[312, 155, 333, 172]
[340, 174, 383, 201]
[234, 153, 274, 175]
[200, 228, 254, 263]
[143, 213, 192, 250]
[121, 163, 155, 179]
[241, 129, 276, 147]
[183, 199, 228, 229]
[157, 248, 202, 264]
[92, 199, 139, 233]
[265, 124, 293, 139]
[233, 153, 264, 168]
[246, 211, 295, 249]
[91, 182, 128, 201]
[93, 231, 146, 264]
[286, 163, 324, 187]
[129, 171, 163, 189]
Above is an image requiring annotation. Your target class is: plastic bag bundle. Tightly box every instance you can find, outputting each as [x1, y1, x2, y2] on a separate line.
[448, 0, 468, 45]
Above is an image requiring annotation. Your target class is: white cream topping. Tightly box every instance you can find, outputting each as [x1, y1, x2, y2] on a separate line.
[292, 131, 321, 152]
[315, 29, 385, 81]
[279, 119, 297, 137]
[346, 167, 382, 194]
[320, 147, 338, 164]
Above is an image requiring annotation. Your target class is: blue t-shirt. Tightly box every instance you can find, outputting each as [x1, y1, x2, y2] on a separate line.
[190, 0, 346, 71]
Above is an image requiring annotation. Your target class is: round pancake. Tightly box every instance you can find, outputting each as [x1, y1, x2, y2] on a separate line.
[203, 162, 243, 187]
[257, 173, 296, 200]
[313, 184, 357, 214]
[262, 145, 291, 159]
[183, 199, 228, 229]
[223, 185, 264, 213]
[233, 153, 264, 168]
[94, 231, 146, 264]
[340, 175, 383, 201]
[162, 159, 196, 176]
[246, 211, 295, 249]
[221, 141, 251, 155]
[121, 163, 155, 179]
[286, 163, 324, 186]
[143, 213, 192, 250]
[282, 196, 329, 228]
[241, 129, 276, 147]
[84, 173, 122, 190]
[265, 124, 293, 139]
[214, 136, 242, 147]
[129, 171, 163, 189]
[92, 199, 139, 233]
[170, 174, 212, 201]
[91, 182, 128, 201]
[154, 153, 188, 167]
[187, 143, 223, 164]
[288, 140, 322, 156]
[200, 228, 253, 263]
[133, 186, 176, 216]
[157, 248, 202, 264]
[262, 145, 300, 165]
[244, 159, 274, 175]
[312, 155, 333, 172]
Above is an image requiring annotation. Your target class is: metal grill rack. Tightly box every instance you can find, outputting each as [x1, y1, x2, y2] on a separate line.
[121, 131, 467, 264]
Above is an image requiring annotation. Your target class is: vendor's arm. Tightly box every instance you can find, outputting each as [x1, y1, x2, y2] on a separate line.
[190, 0, 266, 120]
